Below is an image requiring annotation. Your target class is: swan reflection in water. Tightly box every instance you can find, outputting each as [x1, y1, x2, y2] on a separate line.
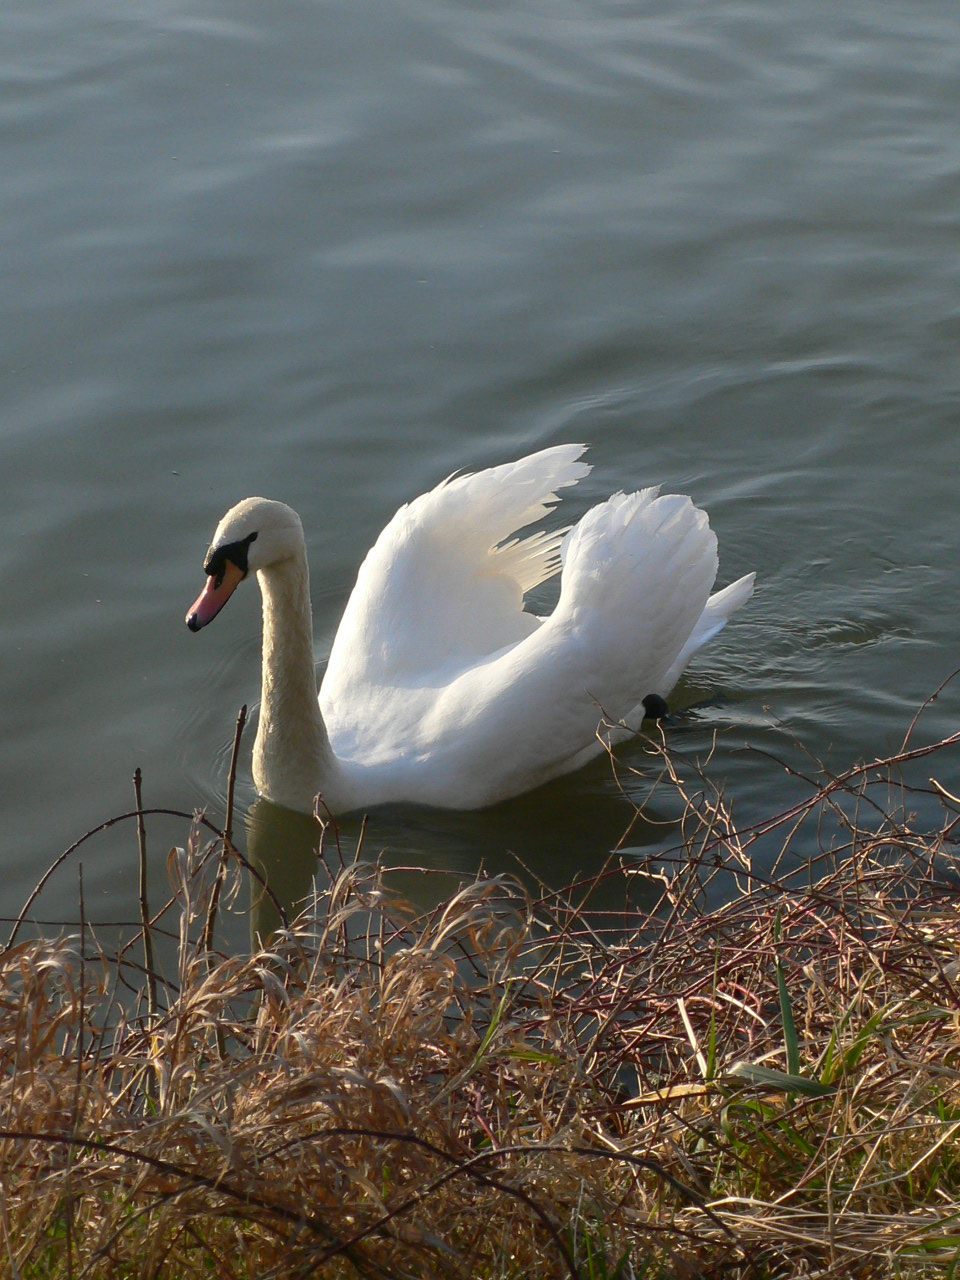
[244, 797, 323, 946]
[242, 765, 678, 949]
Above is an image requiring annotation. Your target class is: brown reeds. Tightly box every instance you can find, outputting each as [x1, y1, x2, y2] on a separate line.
[1, 716, 960, 1278]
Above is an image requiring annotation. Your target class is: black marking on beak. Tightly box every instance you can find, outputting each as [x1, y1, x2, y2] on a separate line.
[204, 531, 258, 586]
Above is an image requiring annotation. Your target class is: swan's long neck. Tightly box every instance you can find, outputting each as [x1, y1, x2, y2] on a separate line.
[252, 548, 334, 813]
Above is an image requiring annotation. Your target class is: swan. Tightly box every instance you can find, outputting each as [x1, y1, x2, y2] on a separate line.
[186, 445, 754, 814]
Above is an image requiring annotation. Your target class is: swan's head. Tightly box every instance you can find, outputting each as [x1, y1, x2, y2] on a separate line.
[185, 497, 303, 632]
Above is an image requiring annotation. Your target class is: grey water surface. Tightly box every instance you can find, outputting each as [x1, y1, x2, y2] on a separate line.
[2, 0, 959, 934]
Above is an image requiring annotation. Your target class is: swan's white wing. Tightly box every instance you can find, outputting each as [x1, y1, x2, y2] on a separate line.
[320, 466, 753, 811]
[323, 444, 590, 701]
[371, 488, 749, 807]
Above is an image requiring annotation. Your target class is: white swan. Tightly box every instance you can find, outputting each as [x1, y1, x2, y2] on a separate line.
[186, 445, 754, 814]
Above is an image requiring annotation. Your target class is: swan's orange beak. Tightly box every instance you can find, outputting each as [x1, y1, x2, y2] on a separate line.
[186, 560, 245, 632]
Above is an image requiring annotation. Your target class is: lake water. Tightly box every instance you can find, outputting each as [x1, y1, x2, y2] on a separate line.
[3, 0, 960, 936]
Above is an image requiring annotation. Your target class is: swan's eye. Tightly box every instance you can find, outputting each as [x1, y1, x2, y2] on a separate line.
[204, 532, 258, 583]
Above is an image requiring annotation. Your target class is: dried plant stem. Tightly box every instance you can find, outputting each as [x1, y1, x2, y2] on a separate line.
[224, 703, 246, 851]
[133, 767, 157, 1021]
[202, 705, 247, 960]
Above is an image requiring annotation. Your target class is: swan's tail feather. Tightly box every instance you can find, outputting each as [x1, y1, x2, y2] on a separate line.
[659, 570, 756, 692]
[703, 572, 756, 628]
[693, 571, 756, 648]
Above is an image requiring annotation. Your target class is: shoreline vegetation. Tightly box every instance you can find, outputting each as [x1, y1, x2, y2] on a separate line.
[3, 708, 960, 1278]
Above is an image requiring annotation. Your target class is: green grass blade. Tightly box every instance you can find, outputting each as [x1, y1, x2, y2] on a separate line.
[729, 1061, 834, 1097]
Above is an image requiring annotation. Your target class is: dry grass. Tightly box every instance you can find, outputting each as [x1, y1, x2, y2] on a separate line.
[2, 713, 960, 1278]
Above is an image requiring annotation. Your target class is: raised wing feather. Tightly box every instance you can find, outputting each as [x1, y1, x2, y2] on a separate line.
[322, 445, 591, 702]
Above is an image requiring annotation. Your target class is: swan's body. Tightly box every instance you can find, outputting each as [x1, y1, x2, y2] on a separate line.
[186, 446, 754, 814]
